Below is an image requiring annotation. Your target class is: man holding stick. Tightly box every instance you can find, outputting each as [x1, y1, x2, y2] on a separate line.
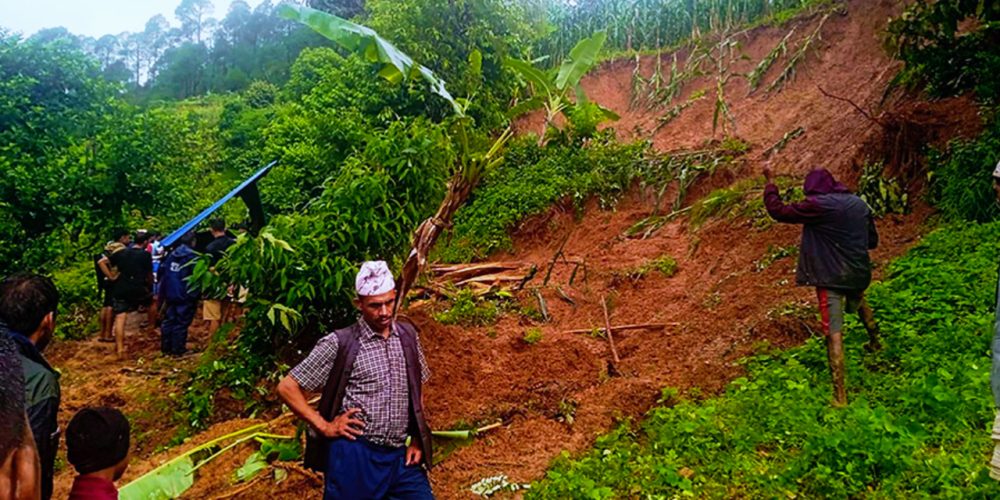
[277, 261, 433, 499]
[762, 165, 880, 406]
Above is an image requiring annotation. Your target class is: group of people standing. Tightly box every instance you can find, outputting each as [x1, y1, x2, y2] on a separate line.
[93, 218, 238, 358]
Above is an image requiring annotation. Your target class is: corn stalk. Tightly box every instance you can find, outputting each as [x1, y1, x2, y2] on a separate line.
[767, 11, 832, 93]
[747, 28, 795, 92]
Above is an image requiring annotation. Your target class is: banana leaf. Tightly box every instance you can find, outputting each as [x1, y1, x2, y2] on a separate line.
[277, 4, 461, 116]
[119, 423, 267, 500]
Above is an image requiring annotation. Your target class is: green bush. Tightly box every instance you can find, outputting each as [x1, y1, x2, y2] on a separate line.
[928, 119, 1000, 223]
[434, 289, 503, 327]
[439, 134, 650, 262]
[530, 221, 1000, 497]
[52, 260, 101, 340]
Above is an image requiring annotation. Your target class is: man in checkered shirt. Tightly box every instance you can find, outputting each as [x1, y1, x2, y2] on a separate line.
[277, 261, 433, 499]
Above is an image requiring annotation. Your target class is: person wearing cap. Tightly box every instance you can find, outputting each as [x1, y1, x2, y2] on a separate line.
[277, 261, 433, 499]
[66, 407, 130, 500]
[158, 232, 201, 357]
[763, 165, 881, 407]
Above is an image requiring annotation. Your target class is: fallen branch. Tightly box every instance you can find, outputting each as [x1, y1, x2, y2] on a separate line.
[602, 296, 621, 375]
[543, 234, 571, 286]
[534, 289, 550, 322]
[564, 323, 674, 335]
[817, 85, 886, 129]
[555, 286, 576, 306]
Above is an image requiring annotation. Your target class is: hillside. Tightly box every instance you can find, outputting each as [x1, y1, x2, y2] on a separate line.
[45, 0, 987, 498]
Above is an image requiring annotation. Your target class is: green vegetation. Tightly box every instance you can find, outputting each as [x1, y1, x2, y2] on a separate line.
[523, 327, 544, 345]
[614, 255, 679, 286]
[434, 290, 506, 327]
[857, 161, 908, 217]
[531, 222, 1000, 498]
[928, 119, 1000, 223]
[439, 134, 650, 262]
[538, 0, 831, 63]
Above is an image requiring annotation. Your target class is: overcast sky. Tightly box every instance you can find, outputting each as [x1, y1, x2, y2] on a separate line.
[0, 0, 267, 38]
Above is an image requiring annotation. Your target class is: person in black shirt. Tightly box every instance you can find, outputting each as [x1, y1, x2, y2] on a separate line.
[101, 232, 153, 359]
[94, 229, 130, 343]
[203, 218, 235, 336]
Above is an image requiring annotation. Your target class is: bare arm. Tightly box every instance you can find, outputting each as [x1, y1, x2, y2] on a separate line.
[276, 375, 365, 440]
[98, 257, 118, 281]
[0, 419, 41, 500]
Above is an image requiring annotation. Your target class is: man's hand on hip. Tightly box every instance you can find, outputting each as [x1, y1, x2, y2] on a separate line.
[405, 442, 422, 466]
[318, 408, 365, 440]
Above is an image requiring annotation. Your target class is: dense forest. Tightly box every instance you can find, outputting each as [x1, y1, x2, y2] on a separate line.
[3, 0, 1000, 496]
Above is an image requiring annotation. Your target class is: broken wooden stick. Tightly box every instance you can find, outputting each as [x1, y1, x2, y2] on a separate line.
[534, 288, 550, 322]
[601, 296, 621, 375]
[555, 286, 576, 306]
[543, 234, 571, 286]
[564, 323, 674, 335]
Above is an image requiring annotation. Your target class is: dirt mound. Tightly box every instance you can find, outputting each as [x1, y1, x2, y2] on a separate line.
[50, 1, 982, 498]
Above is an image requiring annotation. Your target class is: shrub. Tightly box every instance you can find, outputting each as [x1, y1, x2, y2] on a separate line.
[439, 134, 651, 262]
[928, 119, 1000, 223]
[51, 260, 101, 340]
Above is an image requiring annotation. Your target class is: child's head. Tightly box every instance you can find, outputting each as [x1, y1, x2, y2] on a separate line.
[66, 407, 130, 480]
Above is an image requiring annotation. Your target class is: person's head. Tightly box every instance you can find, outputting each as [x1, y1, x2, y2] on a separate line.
[111, 228, 130, 246]
[133, 231, 150, 247]
[179, 230, 196, 247]
[803, 168, 850, 196]
[209, 218, 226, 237]
[66, 407, 130, 481]
[353, 261, 396, 332]
[992, 161, 1000, 203]
[0, 274, 59, 351]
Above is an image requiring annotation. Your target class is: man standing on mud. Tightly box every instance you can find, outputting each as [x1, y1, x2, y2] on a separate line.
[763, 165, 880, 406]
[277, 261, 433, 499]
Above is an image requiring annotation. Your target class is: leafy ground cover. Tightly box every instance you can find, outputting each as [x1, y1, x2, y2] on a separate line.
[530, 221, 1000, 498]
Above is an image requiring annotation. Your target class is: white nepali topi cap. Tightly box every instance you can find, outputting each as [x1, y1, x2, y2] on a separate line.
[355, 261, 396, 297]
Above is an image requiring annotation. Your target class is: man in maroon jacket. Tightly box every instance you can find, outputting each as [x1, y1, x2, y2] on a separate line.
[763, 166, 881, 406]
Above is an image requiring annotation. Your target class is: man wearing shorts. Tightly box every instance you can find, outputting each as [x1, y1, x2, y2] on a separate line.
[101, 232, 153, 359]
[95, 230, 130, 343]
[763, 166, 880, 406]
[203, 218, 235, 336]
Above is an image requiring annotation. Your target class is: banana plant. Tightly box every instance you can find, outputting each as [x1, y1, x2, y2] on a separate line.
[506, 30, 619, 144]
[279, 4, 513, 315]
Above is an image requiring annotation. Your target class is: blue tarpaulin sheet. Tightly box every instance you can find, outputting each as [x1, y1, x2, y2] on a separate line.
[161, 161, 276, 247]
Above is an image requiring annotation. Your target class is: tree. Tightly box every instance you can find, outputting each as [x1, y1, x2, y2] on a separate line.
[142, 14, 171, 78]
[308, 0, 366, 19]
[175, 0, 215, 44]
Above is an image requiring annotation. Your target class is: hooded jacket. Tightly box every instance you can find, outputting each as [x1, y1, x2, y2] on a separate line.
[159, 244, 200, 303]
[764, 169, 878, 291]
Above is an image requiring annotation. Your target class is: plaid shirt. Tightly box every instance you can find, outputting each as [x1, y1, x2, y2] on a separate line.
[290, 319, 429, 447]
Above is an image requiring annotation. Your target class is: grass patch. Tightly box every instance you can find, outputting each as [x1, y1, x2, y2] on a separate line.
[523, 327, 544, 345]
[530, 221, 1000, 498]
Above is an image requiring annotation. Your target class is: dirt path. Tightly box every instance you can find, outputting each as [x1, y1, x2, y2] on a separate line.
[48, 311, 211, 498]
